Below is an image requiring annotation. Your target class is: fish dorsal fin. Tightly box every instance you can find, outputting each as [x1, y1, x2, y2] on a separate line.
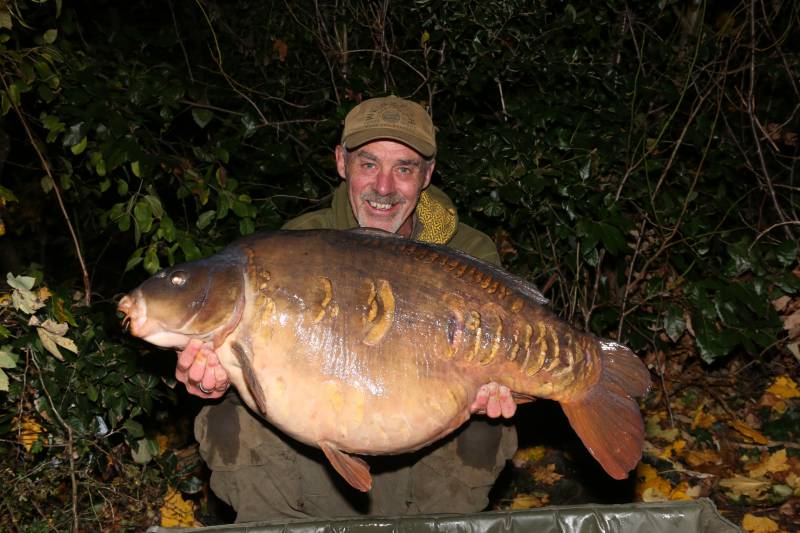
[346, 228, 548, 306]
[231, 341, 268, 416]
[319, 441, 372, 492]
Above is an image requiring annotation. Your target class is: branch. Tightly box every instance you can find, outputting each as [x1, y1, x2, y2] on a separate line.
[30, 349, 79, 532]
[0, 72, 91, 306]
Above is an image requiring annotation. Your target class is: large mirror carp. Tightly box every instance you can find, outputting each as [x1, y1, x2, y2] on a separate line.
[119, 229, 650, 492]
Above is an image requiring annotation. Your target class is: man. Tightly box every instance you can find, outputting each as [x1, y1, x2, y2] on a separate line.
[176, 96, 518, 522]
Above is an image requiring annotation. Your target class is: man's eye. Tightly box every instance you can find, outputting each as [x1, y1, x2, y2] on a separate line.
[397, 167, 411, 174]
[362, 162, 376, 170]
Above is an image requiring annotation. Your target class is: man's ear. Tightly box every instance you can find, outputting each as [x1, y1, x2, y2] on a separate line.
[421, 160, 435, 189]
[335, 145, 347, 179]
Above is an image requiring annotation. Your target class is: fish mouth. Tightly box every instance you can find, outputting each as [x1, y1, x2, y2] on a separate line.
[118, 292, 196, 349]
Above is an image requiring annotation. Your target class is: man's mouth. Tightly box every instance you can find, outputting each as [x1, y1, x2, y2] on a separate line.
[366, 200, 394, 211]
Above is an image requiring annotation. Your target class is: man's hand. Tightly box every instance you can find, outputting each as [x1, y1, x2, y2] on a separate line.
[470, 382, 516, 418]
[176, 339, 230, 398]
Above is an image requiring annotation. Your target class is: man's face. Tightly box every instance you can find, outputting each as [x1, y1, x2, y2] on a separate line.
[336, 140, 435, 237]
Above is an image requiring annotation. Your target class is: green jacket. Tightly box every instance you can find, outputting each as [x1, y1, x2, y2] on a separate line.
[282, 182, 500, 265]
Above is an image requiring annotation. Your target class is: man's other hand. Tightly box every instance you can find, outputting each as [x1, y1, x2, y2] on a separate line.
[176, 339, 230, 398]
[470, 382, 516, 418]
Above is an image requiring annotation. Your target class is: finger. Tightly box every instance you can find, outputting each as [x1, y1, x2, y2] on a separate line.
[187, 354, 207, 384]
[212, 364, 230, 389]
[176, 340, 203, 372]
[499, 386, 516, 418]
[486, 384, 502, 418]
[470, 384, 490, 413]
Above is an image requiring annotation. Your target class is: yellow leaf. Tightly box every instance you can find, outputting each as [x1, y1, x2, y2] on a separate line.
[15, 416, 45, 452]
[531, 463, 563, 485]
[685, 449, 722, 467]
[658, 438, 686, 460]
[742, 513, 779, 533]
[691, 406, 716, 429]
[719, 475, 770, 501]
[748, 449, 790, 478]
[160, 487, 198, 528]
[635, 463, 672, 501]
[766, 376, 800, 399]
[512, 445, 546, 467]
[510, 492, 549, 509]
[645, 414, 679, 441]
[37, 287, 52, 302]
[730, 420, 769, 444]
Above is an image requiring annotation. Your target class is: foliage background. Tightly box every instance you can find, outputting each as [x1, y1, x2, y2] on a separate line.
[0, 0, 798, 530]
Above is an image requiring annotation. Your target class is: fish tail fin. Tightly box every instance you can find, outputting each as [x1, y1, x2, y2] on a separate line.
[560, 341, 650, 479]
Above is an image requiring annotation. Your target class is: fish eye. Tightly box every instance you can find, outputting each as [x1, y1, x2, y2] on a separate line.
[170, 271, 188, 287]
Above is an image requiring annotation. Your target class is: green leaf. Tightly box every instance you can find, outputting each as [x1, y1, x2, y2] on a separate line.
[133, 200, 153, 233]
[0, 369, 8, 392]
[62, 122, 85, 147]
[131, 160, 141, 178]
[70, 136, 88, 155]
[196, 210, 216, 229]
[192, 108, 213, 129]
[124, 248, 144, 273]
[239, 217, 255, 235]
[0, 10, 12, 30]
[179, 237, 201, 261]
[117, 179, 129, 196]
[7, 83, 21, 106]
[131, 438, 159, 465]
[0, 348, 16, 368]
[43, 29, 58, 44]
[143, 246, 160, 274]
[41, 176, 54, 193]
[144, 194, 164, 219]
[662, 306, 686, 342]
[597, 222, 626, 255]
[123, 419, 145, 439]
[6, 273, 36, 291]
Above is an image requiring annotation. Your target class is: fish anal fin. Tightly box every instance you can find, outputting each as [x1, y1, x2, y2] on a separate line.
[231, 341, 268, 417]
[561, 343, 650, 480]
[319, 441, 372, 492]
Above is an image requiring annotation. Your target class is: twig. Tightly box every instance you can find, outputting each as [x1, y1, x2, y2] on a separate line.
[745, 0, 795, 241]
[168, 0, 194, 83]
[0, 72, 92, 306]
[30, 350, 79, 532]
[1, 495, 22, 533]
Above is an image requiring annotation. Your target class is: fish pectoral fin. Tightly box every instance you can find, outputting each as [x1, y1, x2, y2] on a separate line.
[511, 392, 536, 404]
[318, 441, 372, 492]
[231, 341, 268, 417]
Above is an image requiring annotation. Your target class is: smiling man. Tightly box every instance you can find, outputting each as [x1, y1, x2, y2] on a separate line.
[177, 96, 519, 522]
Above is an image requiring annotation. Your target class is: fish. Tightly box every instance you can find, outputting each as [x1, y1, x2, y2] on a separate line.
[118, 228, 650, 492]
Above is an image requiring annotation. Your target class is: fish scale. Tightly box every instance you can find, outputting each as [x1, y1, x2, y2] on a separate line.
[118, 228, 650, 493]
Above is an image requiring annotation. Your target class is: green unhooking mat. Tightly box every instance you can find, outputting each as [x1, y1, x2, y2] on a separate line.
[147, 498, 741, 533]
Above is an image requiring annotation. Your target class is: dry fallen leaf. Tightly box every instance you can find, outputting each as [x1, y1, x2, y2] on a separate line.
[15, 416, 45, 452]
[748, 449, 790, 479]
[766, 376, 800, 400]
[741, 513, 779, 533]
[531, 463, 563, 485]
[718, 475, 770, 501]
[510, 492, 550, 509]
[684, 448, 722, 467]
[160, 487, 199, 528]
[730, 420, 769, 445]
[512, 445, 546, 467]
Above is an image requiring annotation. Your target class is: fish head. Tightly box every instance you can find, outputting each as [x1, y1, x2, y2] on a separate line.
[118, 254, 245, 349]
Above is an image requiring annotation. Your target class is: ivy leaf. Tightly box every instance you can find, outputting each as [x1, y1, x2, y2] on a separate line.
[143, 245, 160, 274]
[191, 108, 213, 129]
[131, 437, 159, 464]
[662, 306, 686, 342]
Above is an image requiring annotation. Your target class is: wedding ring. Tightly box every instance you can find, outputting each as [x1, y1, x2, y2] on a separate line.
[198, 383, 213, 394]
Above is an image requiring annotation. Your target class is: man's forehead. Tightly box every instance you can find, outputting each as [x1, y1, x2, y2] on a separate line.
[352, 145, 423, 165]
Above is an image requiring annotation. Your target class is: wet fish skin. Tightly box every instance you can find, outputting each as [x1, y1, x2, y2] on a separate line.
[119, 229, 650, 492]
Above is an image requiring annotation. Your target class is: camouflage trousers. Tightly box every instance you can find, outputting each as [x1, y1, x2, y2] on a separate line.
[194, 394, 517, 523]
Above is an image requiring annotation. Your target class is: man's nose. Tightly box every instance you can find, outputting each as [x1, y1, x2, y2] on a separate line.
[374, 168, 394, 195]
